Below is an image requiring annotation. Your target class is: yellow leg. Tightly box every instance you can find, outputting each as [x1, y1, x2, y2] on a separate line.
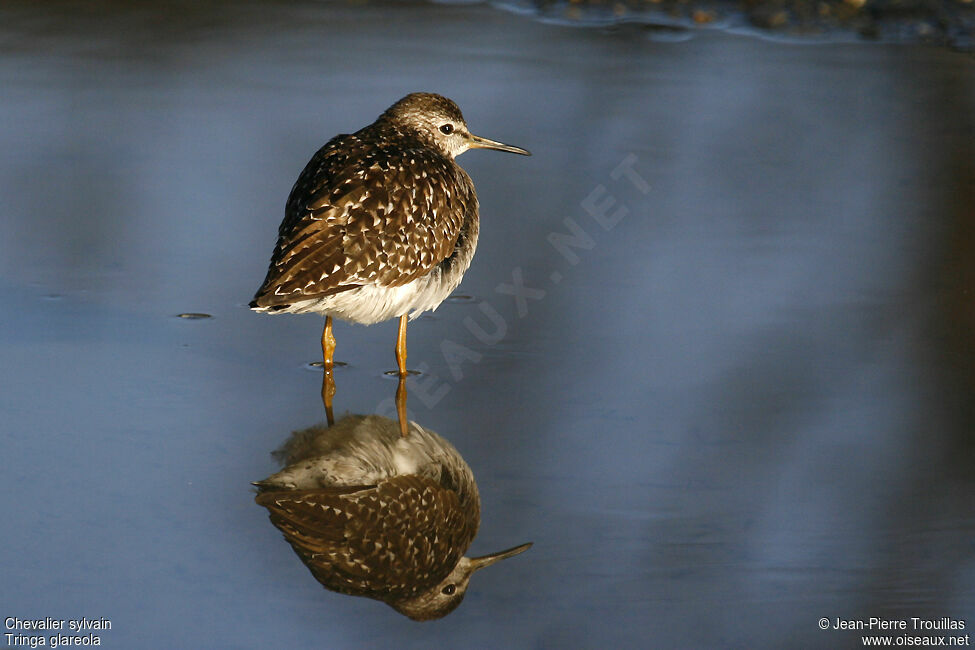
[321, 317, 336, 425]
[321, 316, 336, 369]
[395, 314, 408, 376]
[396, 373, 408, 438]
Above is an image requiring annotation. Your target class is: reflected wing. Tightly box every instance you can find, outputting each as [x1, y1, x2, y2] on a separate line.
[256, 475, 477, 600]
[252, 133, 476, 308]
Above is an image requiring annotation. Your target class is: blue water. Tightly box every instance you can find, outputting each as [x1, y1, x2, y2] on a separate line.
[1, 1, 974, 648]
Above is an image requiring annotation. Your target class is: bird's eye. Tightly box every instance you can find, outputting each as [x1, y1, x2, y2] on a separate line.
[441, 584, 456, 595]
[439, 124, 454, 135]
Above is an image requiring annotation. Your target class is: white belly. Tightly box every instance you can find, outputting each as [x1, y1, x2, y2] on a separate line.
[269, 263, 467, 325]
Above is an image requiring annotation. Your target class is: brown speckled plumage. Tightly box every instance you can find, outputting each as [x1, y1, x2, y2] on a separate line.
[256, 473, 477, 604]
[254, 128, 476, 305]
[250, 93, 528, 325]
[254, 416, 531, 621]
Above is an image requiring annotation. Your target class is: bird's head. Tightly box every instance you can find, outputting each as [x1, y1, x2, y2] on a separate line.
[389, 542, 532, 621]
[382, 92, 531, 160]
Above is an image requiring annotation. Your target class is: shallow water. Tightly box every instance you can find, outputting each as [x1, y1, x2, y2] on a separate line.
[2, 1, 974, 648]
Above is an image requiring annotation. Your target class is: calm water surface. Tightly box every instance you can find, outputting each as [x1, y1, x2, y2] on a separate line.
[1, 1, 974, 648]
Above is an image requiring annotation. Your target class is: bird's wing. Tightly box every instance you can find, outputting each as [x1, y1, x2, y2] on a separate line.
[255, 484, 375, 545]
[252, 134, 477, 308]
[256, 475, 476, 599]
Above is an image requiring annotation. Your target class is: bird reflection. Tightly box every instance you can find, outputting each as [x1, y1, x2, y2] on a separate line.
[254, 413, 531, 620]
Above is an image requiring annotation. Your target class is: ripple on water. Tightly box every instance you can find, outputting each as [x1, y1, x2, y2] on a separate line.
[382, 369, 423, 377]
[305, 361, 349, 371]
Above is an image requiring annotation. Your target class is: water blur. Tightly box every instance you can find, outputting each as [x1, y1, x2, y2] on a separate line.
[1, 1, 973, 648]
